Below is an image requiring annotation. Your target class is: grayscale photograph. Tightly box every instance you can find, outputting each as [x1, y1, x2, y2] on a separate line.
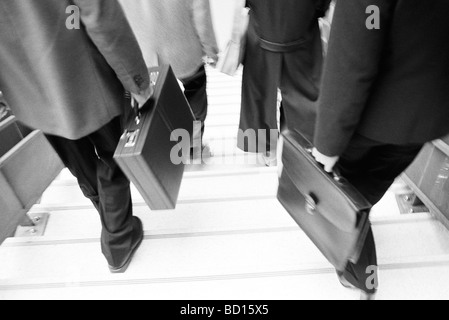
[0, 0, 448, 303]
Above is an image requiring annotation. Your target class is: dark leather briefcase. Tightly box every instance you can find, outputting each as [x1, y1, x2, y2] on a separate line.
[277, 130, 372, 271]
[114, 65, 195, 210]
[0, 95, 64, 243]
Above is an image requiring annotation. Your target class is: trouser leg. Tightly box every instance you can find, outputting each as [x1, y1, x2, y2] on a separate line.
[337, 134, 423, 293]
[46, 117, 135, 267]
[87, 117, 134, 267]
[45, 135, 100, 210]
[238, 21, 281, 153]
[279, 26, 323, 142]
[181, 65, 208, 137]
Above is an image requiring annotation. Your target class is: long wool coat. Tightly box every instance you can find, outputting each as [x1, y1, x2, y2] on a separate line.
[120, 0, 219, 80]
[0, 0, 149, 140]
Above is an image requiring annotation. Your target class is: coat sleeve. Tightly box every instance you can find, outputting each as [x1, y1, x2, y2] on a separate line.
[192, 0, 219, 60]
[314, 0, 396, 156]
[72, 0, 149, 94]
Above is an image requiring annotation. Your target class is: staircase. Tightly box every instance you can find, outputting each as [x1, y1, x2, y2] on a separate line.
[1, 68, 449, 300]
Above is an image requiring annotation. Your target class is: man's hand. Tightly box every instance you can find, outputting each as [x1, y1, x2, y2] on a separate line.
[312, 148, 339, 173]
[205, 56, 218, 68]
[131, 85, 154, 109]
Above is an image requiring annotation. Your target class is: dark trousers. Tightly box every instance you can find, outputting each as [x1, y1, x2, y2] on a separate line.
[238, 21, 323, 153]
[337, 134, 423, 294]
[181, 64, 208, 137]
[45, 117, 135, 267]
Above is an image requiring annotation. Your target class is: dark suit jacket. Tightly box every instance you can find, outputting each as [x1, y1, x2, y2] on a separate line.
[246, 0, 331, 48]
[314, 0, 449, 156]
[0, 0, 149, 140]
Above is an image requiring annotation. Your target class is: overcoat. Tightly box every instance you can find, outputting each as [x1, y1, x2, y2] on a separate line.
[238, 0, 330, 152]
[315, 0, 449, 156]
[119, 0, 219, 80]
[0, 0, 149, 140]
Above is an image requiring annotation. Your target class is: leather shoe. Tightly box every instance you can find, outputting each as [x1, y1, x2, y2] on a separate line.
[109, 217, 144, 274]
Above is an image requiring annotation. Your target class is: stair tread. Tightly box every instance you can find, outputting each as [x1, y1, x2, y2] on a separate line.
[15, 197, 428, 243]
[39, 170, 279, 208]
[26, 199, 295, 241]
[1, 217, 449, 291]
[204, 113, 240, 127]
[3, 264, 449, 300]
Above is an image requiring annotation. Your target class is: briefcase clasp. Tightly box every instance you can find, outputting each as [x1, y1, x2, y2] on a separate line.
[125, 130, 140, 148]
[305, 193, 318, 215]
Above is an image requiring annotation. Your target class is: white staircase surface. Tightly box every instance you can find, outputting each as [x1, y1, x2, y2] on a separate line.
[1, 68, 449, 300]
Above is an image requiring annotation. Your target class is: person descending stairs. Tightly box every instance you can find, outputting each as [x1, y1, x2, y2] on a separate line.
[1, 68, 449, 300]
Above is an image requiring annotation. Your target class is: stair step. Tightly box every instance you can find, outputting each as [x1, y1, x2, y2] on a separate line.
[204, 126, 239, 141]
[207, 81, 242, 90]
[19, 190, 418, 243]
[21, 191, 427, 245]
[207, 86, 242, 98]
[207, 96, 242, 108]
[185, 157, 268, 173]
[38, 169, 279, 210]
[204, 113, 240, 128]
[25, 198, 294, 241]
[206, 69, 242, 81]
[197, 137, 242, 157]
[1, 217, 449, 299]
[2, 264, 449, 300]
[206, 106, 241, 116]
[0, 273, 361, 300]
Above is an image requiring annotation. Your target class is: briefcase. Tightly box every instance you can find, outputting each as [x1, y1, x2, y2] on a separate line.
[277, 130, 372, 271]
[0, 114, 64, 244]
[114, 65, 195, 210]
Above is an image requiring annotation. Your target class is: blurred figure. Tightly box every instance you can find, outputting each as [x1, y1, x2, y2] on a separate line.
[0, 0, 152, 273]
[313, 0, 449, 299]
[238, 0, 331, 166]
[120, 0, 220, 157]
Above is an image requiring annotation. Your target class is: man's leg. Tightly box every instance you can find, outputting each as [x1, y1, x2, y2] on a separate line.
[337, 134, 423, 294]
[181, 65, 208, 138]
[45, 135, 100, 210]
[238, 21, 281, 154]
[46, 118, 142, 269]
[280, 26, 323, 142]
[87, 117, 142, 268]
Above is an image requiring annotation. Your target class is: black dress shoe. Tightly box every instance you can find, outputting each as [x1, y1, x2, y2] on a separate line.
[109, 217, 144, 274]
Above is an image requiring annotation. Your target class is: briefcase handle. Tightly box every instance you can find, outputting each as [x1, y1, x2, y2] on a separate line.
[305, 147, 345, 183]
[125, 70, 160, 126]
[130, 97, 142, 125]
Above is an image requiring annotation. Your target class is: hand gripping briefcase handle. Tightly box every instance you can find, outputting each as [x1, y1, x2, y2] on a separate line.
[285, 131, 372, 218]
[301, 147, 345, 216]
[278, 130, 372, 269]
[126, 71, 160, 126]
[123, 70, 161, 148]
